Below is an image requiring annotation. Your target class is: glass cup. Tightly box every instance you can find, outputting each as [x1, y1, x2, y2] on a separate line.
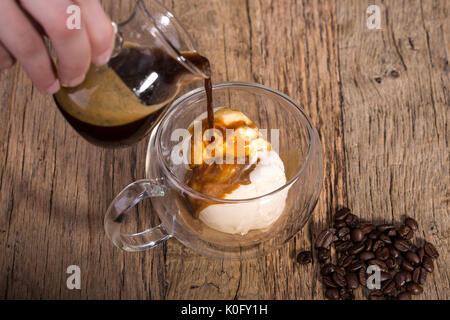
[104, 82, 323, 259]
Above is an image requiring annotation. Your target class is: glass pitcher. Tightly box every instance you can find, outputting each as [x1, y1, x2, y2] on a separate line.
[54, 0, 210, 148]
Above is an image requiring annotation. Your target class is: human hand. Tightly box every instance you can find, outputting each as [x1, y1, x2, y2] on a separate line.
[0, 0, 115, 94]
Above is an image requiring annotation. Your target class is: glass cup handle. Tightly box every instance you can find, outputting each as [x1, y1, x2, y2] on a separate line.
[104, 179, 171, 252]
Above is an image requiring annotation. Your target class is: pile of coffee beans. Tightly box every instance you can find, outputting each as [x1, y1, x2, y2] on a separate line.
[296, 208, 439, 300]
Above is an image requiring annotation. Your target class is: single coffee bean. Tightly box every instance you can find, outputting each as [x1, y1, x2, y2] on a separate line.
[405, 251, 420, 265]
[417, 247, 425, 262]
[397, 291, 412, 300]
[335, 240, 352, 252]
[401, 260, 415, 272]
[325, 287, 340, 300]
[381, 279, 395, 295]
[372, 240, 385, 252]
[364, 239, 374, 251]
[345, 273, 359, 289]
[345, 214, 359, 227]
[332, 272, 347, 287]
[315, 228, 336, 249]
[387, 229, 397, 237]
[380, 271, 392, 282]
[404, 271, 412, 283]
[348, 261, 365, 272]
[337, 227, 350, 239]
[379, 233, 392, 244]
[418, 267, 427, 284]
[358, 268, 367, 286]
[422, 256, 434, 273]
[405, 217, 418, 231]
[361, 224, 376, 235]
[394, 239, 411, 252]
[412, 267, 421, 283]
[394, 271, 407, 288]
[349, 242, 365, 255]
[339, 287, 354, 300]
[334, 220, 347, 229]
[322, 275, 338, 288]
[404, 229, 414, 240]
[368, 259, 387, 271]
[297, 251, 312, 265]
[368, 290, 385, 300]
[424, 242, 439, 259]
[338, 255, 353, 268]
[351, 229, 364, 242]
[334, 208, 351, 221]
[398, 225, 412, 239]
[360, 251, 375, 261]
[335, 266, 346, 277]
[406, 283, 423, 295]
[368, 230, 381, 240]
[385, 258, 398, 270]
[376, 247, 390, 261]
[317, 248, 330, 263]
[377, 224, 394, 232]
[320, 263, 335, 276]
[389, 247, 400, 259]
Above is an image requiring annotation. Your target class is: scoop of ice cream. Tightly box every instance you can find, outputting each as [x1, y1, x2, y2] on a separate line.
[186, 107, 288, 235]
[198, 150, 288, 235]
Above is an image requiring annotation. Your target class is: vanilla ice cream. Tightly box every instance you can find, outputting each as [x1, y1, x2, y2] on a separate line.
[185, 107, 288, 235]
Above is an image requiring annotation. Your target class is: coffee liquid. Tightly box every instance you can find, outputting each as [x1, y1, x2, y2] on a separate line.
[54, 42, 212, 147]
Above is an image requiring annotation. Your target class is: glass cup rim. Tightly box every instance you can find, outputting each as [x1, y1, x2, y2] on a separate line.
[120, 0, 209, 79]
[154, 81, 315, 203]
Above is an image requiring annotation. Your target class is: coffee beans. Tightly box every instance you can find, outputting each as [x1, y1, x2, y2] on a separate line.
[376, 247, 390, 261]
[296, 210, 439, 300]
[317, 248, 330, 263]
[334, 208, 351, 221]
[422, 256, 434, 273]
[397, 291, 412, 300]
[321, 263, 335, 276]
[351, 229, 364, 242]
[405, 217, 418, 231]
[297, 251, 312, 265]
[424, 242, 439, 259]
[360, 251, 375, 261]
[394, 239, 410, 252]
[332, 272, 347, 287]
[401, 260, 415, 272]
[406, 283, 423, 295]
[315, 228, 335, 249]
[325, 287, 340, 300]
[345, 273, 359, 289]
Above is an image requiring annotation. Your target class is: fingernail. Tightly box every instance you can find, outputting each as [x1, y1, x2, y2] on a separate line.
[46, 80, 61, 95]
[61, 74, 85, 87]
[93, 48, 112, 66]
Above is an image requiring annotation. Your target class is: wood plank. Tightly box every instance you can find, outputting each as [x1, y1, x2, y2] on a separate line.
[337, 0, 449, 299]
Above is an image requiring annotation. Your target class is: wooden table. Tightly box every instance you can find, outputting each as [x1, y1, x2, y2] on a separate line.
[0, 0, 448, 300]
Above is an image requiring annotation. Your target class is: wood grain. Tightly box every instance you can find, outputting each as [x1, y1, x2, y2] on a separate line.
[0, 0, 448, 299]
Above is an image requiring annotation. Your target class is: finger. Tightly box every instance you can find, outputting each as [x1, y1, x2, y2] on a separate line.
[0, 1, 59, 94]
[74, 0, 114, 66]
[20, 0, 92, 87]
[0, 41, 16, 70]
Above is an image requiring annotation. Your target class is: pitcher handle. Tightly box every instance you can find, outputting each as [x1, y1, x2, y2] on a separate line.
[104, 179, 171, 252]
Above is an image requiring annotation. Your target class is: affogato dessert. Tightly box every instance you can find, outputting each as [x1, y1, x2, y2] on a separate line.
[183, 107, 288, 235]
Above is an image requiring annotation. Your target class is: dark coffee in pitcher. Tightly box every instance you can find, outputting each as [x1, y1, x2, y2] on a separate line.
[54, 42, 212, 147]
